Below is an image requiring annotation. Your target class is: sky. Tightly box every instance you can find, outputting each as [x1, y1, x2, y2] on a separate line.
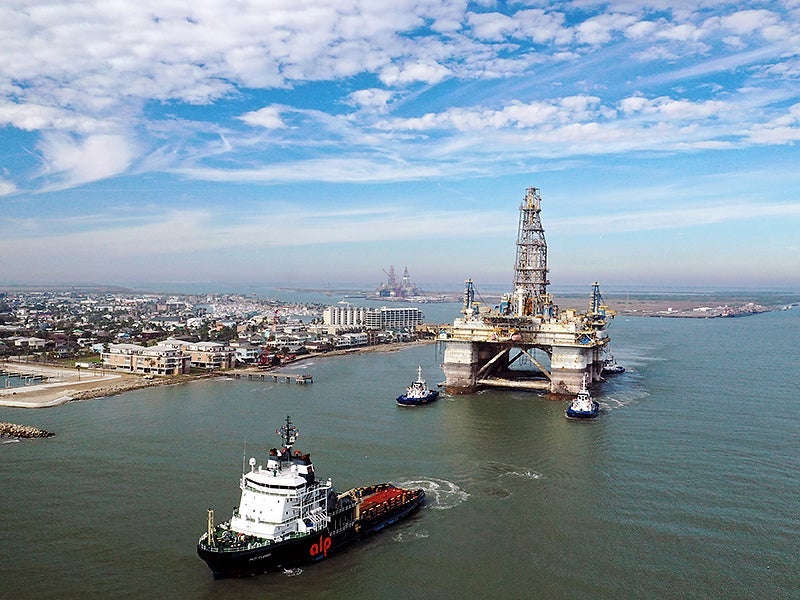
[1, 0, 799, 293]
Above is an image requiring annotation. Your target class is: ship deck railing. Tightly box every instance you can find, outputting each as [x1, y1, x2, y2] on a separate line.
[200, 528, 314, 552]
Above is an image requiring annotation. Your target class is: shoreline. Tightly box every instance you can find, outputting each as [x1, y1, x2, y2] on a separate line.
[0, 340, 435, 410]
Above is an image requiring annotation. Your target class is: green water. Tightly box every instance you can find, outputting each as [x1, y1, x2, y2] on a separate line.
[2, 309, 798, 599]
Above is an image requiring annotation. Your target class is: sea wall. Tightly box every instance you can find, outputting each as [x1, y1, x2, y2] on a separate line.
[0, 422, 55, 438]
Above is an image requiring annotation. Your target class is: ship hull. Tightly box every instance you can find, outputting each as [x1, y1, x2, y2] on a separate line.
[565, 402, 599, 419]
[396, 391, 439, 406]
[198, 490, 424, 578]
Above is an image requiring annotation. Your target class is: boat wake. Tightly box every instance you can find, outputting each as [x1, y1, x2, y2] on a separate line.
[393, 530, 430, 543]
[598, 388, 650, 410]
[398, 478, 469, 510]
[282, 568, 303, 577]
[501, 468, 542, 481]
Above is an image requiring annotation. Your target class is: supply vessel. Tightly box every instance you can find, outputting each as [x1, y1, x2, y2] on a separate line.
[197, 416, 425, 578]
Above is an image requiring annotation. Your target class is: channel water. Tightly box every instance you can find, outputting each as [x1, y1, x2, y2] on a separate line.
[1, 307, 798, 599]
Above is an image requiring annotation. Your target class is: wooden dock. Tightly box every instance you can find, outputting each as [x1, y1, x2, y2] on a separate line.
[233, 372, 313, 384]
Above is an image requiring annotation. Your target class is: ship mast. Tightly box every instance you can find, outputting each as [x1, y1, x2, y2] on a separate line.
[277, 415, 299, 462]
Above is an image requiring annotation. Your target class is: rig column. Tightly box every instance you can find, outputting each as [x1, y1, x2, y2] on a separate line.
[442, 340, 497, 393]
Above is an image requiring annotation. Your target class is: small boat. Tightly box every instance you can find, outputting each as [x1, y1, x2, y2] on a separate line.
[601, 353, 625, 375]
[396, 366, 440, 406]
[197, 416, 425, 578]
[565, 375, 599, 420]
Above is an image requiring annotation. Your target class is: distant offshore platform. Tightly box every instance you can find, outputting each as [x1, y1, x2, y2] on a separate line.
[439, 187, 613, 395]
[375, 266, 422, 299]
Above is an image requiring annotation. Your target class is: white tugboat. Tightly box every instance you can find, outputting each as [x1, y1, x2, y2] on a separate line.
[601, 351, 625, 375]
[197, 416, 425, 578]
[565, 374, 599, 420]
[396, 366, 440, 406]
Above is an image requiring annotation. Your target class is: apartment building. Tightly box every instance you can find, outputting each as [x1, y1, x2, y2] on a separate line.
[363, 306, 423, 331]
[323, 305, 423, 331]
[102, 343, 190, 375]
[160, 339, 236, 370]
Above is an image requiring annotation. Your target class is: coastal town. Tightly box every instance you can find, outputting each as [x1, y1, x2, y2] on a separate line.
[0, 287, 438, 411]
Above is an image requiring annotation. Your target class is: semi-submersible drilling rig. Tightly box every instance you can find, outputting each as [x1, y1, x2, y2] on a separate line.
[439, 187, 612, 395]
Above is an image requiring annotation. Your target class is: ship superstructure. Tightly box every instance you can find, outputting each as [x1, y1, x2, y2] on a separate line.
[440, 187, 613, 395]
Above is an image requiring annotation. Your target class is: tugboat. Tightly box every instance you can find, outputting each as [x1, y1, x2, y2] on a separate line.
[565, 374, 599, 420]
[197, 416, 425, 578]
[396, 366, 440, 406]
[601, 352, 625, 375]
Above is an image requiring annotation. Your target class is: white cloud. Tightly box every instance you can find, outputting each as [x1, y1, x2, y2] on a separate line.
[0, 101, 116, 134]
[617, 95, 727, 120]
[346, 89, 396, 113]
[174, 157, 447, 184]
[467, 11, 519, 41]
[0, 178, 17, 196]
[238, 106, 287, 129]
[720, 10, 780, 36]
[575, 13, 638, 46]
[379, 60, 451, 85]
[514, 9, 572, 45]
[0, 204, 511, 264]
[746, 102, 800, 144]
[38, 133, 137, 189]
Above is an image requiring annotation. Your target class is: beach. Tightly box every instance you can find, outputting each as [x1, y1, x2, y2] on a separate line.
[0, 361, 184, 409]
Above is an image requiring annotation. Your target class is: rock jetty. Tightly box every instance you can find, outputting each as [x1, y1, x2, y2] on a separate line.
[0, 422, 54, 439]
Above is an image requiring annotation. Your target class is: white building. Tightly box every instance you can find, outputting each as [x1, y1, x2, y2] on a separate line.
[102, 343, 190, 375]
[323, 305, 369, 328]
[334, 332, 369, 348]
[363, 306, 423, 331]
[323, 305, 423, 332]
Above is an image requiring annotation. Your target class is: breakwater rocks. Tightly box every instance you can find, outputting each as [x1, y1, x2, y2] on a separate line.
[0, 422, 54, 439]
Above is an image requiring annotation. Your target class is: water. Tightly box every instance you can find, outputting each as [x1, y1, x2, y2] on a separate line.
[0, 373, 47, 389]
[2, 309, 799, 599]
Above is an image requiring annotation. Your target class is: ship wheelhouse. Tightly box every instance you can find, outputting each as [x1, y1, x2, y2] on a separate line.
[229, 455, 332, 540]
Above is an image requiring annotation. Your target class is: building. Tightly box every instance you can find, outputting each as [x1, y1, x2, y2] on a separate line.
[102, 343, 191, 375]
[160, 338, 236, 370]
[363, 306, 423, 331]
[185, 341, 236, 370]
[334, 332, 369, 348]
[323, 305, 368, 329]
[323, 305, 423, 332]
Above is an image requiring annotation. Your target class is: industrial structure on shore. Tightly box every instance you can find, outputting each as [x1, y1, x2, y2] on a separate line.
[439, 187, 613, 395]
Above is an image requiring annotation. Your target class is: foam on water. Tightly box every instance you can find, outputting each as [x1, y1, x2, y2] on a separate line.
[399, 478, 469, 510]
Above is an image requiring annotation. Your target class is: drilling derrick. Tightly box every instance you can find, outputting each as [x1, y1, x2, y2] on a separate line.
[439, 187, 612, 395]
[512, 187, 550, 317]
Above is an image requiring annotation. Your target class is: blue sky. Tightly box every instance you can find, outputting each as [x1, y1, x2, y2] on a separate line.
[2, 1, 799, 292]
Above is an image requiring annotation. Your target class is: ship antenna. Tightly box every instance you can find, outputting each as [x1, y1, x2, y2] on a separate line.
[276, 415, 299, 463]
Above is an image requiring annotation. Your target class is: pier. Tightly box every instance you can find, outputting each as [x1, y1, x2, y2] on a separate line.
[234, 372, 313, 384]
[439, 188, 611, 395]
[1, 368, 49, 386]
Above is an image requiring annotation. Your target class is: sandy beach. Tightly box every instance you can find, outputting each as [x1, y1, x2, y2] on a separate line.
[0, 361, 177, 409]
